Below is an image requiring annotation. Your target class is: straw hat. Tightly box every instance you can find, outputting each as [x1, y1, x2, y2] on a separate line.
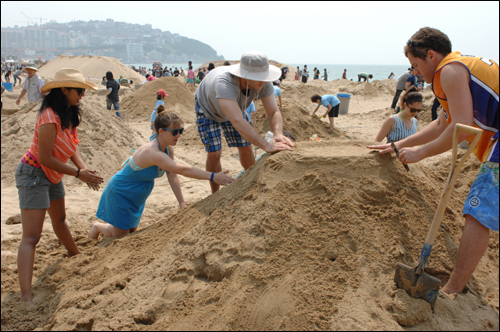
[227, 51, 281, 82]
[41, 68, 98, 93]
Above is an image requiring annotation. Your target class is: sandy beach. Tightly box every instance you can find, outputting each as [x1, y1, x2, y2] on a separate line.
[1, 55, 498, 331]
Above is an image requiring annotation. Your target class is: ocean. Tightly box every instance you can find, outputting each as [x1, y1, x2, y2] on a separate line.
[125, 62, 411, 82]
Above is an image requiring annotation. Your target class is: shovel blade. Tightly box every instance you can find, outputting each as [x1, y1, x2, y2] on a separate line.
[394, 262, 441, 307]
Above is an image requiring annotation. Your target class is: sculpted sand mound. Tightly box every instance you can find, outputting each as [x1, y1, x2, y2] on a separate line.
[120, 77, 196, 124]
[0, 94, 145, 188]
[1, 141, 497, 331]
[36, 55, 144, 87]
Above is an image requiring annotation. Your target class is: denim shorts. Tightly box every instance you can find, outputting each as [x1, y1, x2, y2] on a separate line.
[15, 162, 65, 210]
[195, 98, 251, 152]
[463, 162, 499, 231]
[106, 100, 120, 111]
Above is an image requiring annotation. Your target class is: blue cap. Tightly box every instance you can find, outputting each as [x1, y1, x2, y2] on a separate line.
[337, 93, 351, 98]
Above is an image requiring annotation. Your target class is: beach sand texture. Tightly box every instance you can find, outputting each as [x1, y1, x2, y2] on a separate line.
[1, 56, 498, 331]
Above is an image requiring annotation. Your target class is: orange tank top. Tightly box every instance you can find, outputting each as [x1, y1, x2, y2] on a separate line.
[26, 107, 80, 183]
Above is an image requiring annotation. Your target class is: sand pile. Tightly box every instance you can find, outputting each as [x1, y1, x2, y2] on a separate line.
[1, 140, 498, 331]
[36, 55, 144, 87]
[1, 94, 145, 188]
[120, 77, 196, 124]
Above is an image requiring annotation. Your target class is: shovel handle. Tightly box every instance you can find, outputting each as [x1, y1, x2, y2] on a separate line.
[424, 124, 482, 246]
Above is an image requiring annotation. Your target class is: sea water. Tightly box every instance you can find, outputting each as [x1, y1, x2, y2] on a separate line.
[126, 62, 411, 82]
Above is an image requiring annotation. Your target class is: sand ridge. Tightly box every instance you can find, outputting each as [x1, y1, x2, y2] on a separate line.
[1, 60, 498, 330]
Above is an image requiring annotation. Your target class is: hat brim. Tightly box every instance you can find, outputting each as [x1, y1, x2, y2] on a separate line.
[227, 64, 281, 82]
[24, 67, 38, 71]
[41, 80, 98, 93]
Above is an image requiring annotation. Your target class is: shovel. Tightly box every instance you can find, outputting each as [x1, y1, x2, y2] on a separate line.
[394, 123, 482, 307]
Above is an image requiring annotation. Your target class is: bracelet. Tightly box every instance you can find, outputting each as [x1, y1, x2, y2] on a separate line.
[75, 168, 80, 178]
[210, 172, 215, 182]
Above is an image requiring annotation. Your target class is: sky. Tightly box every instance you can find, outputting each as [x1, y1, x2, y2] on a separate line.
[2, 1, 499, 65]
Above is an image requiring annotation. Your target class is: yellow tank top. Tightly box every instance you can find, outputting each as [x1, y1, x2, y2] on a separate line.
[432, 51, 499, 163]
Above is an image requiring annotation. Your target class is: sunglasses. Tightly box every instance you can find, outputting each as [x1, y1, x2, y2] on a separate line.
[162, 127, 184, 135]
[70, 87, 85, 96]
[409, 107, 423, 113]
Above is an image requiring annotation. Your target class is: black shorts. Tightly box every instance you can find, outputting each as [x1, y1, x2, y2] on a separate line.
[328, 104, 340, 118]
[301, 76, 308, 83]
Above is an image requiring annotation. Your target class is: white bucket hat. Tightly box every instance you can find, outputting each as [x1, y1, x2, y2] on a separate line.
[24, 63, 38, 71]
[227, 51, 281, 82]
[41, 68, 98, 93]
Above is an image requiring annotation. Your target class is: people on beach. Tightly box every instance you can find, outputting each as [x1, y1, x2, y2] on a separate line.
[186, 66, 196, 92]
[368, 27, 499, 296]
[194, 51, 294, 193]
[89, 111, 235, 239]
[390, 68, 411, 110]
[15, 68, 103, 306]
[301, 65, 309, 83]
[105, 71, 122, 118]
[245, 101, 256, 128]
[342, 69, 347, 79]
[388, 72, 395, 79]
[273, 81, 284, 108]
[313, 67, 319, 80]
[374, 88, 422, 142]
[16, 63, 44, 105]
[310, 94, 341, 131]
[358, 72, 373, 82]
[13, 68, 22, 87]
[322, 69, 328, 81]
[150, 89, 169, 132]
[197, 68, 205, 82]
[296, 66, 301, 81]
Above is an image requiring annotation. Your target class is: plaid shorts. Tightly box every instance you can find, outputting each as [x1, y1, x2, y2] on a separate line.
[195, 98, 251, 152]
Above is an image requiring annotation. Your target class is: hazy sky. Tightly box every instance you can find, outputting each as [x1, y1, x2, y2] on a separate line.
[2, 1, 499, 65]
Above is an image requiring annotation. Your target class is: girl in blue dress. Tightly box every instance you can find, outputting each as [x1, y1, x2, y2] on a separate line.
[89, 111, 235, 239]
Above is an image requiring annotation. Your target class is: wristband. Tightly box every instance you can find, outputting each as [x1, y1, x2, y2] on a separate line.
[210, 172, 215, 182]
[75, 168, 80, 178]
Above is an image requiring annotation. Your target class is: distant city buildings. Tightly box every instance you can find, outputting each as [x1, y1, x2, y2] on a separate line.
[1, 19, 224, 63]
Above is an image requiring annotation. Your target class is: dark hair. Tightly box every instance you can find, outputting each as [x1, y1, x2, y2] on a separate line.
[189, 66, 193, 70]
[403, 87, 423, 105]
[311, 94, 322, 103]
[156, 105, 166, 115]
[102, 76, 106, 80]
[157, 95, 163, 100]
[106, 71, 113, 80]
[154, 111, 183, 133]
[208, 63, 215, 70]
[223, 61, 230, 66]
[39, 88, 81, 130]
[368, 74, 373, 79]
[283, 131, 296, 142]
[404, 27, 452, 60]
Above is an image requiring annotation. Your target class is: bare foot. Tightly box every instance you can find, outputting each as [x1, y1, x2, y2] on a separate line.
[20, 295, 34, 307]
[88, 221, 100, 240]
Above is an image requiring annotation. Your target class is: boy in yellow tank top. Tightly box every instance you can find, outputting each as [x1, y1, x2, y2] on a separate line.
[368, 27, 499, 297]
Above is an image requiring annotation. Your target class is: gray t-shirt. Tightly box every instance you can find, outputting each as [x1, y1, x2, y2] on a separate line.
[195, 66, 274, 122]
[396, 72, 411, 90]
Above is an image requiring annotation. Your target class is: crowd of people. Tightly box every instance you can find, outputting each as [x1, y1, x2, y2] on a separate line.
[8, 27, 499, 310]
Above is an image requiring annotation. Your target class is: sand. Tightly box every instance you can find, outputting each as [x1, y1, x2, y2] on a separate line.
[1, 63, 498, 331]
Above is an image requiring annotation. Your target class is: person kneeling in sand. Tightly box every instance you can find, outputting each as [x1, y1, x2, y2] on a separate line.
[310, 94, 341, 131]
[89, 112, 235, 239]
[374, 88, 422, 143]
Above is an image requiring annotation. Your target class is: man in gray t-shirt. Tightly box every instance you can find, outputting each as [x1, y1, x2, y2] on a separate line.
[391, 69, 411, 110]
[195, 51, 294, 193]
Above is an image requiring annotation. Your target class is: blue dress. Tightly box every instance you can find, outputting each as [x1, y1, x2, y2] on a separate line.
[96, 137, 169, 230]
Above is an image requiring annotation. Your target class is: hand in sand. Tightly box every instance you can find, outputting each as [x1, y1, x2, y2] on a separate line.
[78, 169, 104, 189]
[399, 147, 424, 164]
[366, 143, 393, 154]
[213, 170, 235, 186]
[16, 99, 21, 106]
[274, 133, 295, 148]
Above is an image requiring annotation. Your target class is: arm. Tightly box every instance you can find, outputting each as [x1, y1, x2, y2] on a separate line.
[324, 105, 332, 117]
[311, 104, 321, 116]
[16, 89, 27, 105]
[278, 95, 283, 108]
[260, 94, 295, 147]
[165, 147, 186, 209]
[374, 116, 396, 142]
[219, 97, 293, 152]
[399, 64, 474, 164]
[251, 111, 257, 128]
[149, 148, 234, 186]
[38, 124, 103, 184]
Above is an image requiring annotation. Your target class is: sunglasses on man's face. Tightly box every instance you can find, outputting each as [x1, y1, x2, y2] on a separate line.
[162, 127, 184, 136]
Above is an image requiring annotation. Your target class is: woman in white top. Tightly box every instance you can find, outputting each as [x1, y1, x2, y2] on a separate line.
[374, 88, 423, 143]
